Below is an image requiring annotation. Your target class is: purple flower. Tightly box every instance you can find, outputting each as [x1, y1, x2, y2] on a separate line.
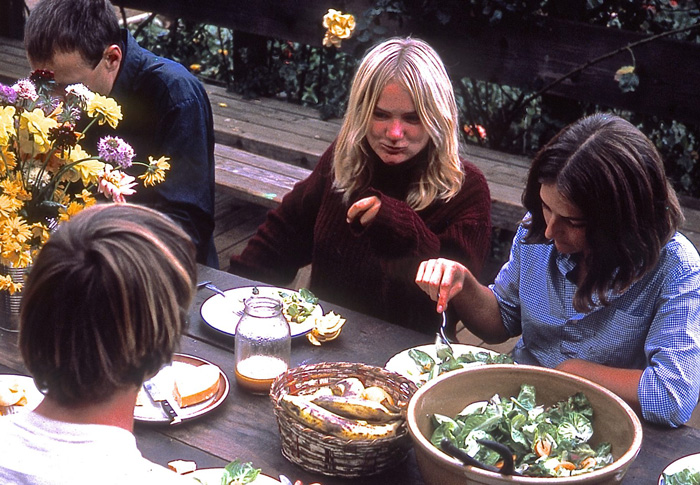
[0, 84, 17, 104]
[97, 136, 135, 168]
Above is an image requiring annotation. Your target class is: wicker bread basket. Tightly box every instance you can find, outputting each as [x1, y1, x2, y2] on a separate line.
[269, 361, 418, 477]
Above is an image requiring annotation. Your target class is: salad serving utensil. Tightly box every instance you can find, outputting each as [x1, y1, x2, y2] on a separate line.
[440, 438, 521, 476]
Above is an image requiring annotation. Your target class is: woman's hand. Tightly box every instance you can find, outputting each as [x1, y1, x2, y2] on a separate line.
[347, 196, 382, 226]
[415, 258, 470, 313]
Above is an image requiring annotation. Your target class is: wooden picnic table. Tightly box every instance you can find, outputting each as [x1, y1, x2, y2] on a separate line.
[1, 264, 699, 484]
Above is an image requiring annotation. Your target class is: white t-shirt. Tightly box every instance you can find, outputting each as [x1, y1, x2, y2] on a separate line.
[0, 412, 196, 485]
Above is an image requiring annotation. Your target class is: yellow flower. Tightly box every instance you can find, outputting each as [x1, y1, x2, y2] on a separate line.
[138, 155, 171, 187]
[0, 106, 16, 145]
[73, 158, 105, 186]
[0, 193, 23, 218]
[30, 222, 50, 246]
[0, 145, 17, 176]
[62, 144, 91, 163]
[75, 189, 96, 207]
[0, 274, 22, 295]
[322, 9, 355, 48]
[615, 65, 635, 81]
[1, 215, 32, 245]
[87, 94, 122, 129]
[58, 200, 85, 222]
[20, 108, 59, 153]
[11, 246, 33, 269]
[0, 179, 29, 200]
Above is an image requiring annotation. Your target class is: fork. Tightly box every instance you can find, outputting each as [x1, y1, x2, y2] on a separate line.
[436, 311, 455, 353]
[197, 281, 246, 316]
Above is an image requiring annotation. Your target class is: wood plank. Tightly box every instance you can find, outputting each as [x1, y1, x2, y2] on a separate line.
[214, 144, 310, 207]
[0, 36, 29, 84]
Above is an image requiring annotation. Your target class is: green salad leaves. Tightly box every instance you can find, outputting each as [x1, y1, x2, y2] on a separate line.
[191, 459, 261, 485]
[431, 384, 614, 477]
[278, 288, 318, 323]
[664, 466, 700, 485]
[408, 345, 513, 385]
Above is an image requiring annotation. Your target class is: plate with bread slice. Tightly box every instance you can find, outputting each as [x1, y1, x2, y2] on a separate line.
[135, 353, 229, 424]
[200, 286, 323, 338]
[0, 374, 44, 416]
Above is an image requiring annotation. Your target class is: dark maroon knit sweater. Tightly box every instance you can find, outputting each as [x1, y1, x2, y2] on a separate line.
[229, 144, 492, 334]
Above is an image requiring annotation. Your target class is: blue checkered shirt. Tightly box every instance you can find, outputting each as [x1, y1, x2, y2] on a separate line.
[490, 224, 700, 427]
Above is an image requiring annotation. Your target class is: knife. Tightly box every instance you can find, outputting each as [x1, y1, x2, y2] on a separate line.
[143, 378, 182, 425]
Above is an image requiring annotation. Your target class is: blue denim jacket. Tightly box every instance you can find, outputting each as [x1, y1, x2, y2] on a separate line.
[104, 30, 217, 266]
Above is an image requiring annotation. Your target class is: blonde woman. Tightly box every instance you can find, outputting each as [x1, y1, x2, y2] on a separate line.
[230, 37, 491, 333]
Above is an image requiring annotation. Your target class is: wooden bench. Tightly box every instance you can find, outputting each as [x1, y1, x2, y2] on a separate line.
[0, 34, 698, 249]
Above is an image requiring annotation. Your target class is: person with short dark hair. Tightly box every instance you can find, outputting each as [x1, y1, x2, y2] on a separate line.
[229, 37, 492, 334]
[416, 113, 700, 427]
[0, 204, 197, 483]
[24, 0, 218, 267]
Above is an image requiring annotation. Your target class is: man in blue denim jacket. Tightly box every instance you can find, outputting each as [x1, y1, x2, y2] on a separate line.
[24, 0, 217, 267]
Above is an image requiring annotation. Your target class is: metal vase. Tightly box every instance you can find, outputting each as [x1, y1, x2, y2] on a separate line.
[0, 264, 29, 332]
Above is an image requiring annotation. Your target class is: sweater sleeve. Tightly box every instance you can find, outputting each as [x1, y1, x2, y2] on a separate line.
[227, 146, 333, 285]
[359, 159, 492, 277]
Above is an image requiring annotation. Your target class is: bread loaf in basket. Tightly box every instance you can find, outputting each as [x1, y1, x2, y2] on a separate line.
[270, 361, 418, 477]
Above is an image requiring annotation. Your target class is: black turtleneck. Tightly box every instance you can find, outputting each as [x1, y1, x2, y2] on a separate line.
[364, 145, 430, 201]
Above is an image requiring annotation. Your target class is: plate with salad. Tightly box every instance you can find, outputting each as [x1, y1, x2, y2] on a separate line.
[385, 343, 514, 386]
[659, 453, 700, 485]
[184, 459, 278, 485]
[200, 286, 322, 337]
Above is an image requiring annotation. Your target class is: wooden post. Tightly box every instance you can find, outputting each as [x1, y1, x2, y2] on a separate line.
[232, 30, 269, 94]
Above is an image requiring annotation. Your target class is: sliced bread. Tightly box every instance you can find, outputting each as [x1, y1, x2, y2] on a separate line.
[173, 364, 220, 407]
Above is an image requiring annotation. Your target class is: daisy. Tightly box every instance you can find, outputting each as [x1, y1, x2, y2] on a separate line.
[139, 156, 171, 187]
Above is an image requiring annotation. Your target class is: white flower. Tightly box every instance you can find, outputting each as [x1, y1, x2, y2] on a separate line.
[65, 83, 95, 104]
[11, 79, 38, 101]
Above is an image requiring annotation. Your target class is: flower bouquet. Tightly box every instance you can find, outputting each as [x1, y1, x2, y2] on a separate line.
[0, 70, 170, 295]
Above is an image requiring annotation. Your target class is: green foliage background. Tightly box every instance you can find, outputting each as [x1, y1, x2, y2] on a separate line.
[125, 0, 700, 199]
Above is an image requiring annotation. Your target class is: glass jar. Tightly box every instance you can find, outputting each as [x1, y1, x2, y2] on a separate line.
[234, 296, 291, 394]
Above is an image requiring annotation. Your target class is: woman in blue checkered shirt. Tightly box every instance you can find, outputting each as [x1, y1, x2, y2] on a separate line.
[416, 113, 700, 427]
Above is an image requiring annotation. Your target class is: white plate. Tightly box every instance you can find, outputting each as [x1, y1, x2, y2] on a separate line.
[134, 353, 229, 424]
[659, 452, 700, 484]
[385, 344, 502, 386]
[0, 375, 44, 416]
[185, 468, 280, 485]
[200, 286, 322, 337]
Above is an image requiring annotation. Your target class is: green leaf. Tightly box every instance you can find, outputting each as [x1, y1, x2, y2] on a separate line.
[221, 459, 261, 484]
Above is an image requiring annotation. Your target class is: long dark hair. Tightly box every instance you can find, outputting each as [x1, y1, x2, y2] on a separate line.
[522, 113, 683, 311]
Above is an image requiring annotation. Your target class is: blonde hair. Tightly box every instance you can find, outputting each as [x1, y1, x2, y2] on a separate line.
[333, 37, 464, 210]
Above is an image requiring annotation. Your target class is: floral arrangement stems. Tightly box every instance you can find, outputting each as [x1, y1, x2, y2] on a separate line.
[0, 70, 170, 294]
